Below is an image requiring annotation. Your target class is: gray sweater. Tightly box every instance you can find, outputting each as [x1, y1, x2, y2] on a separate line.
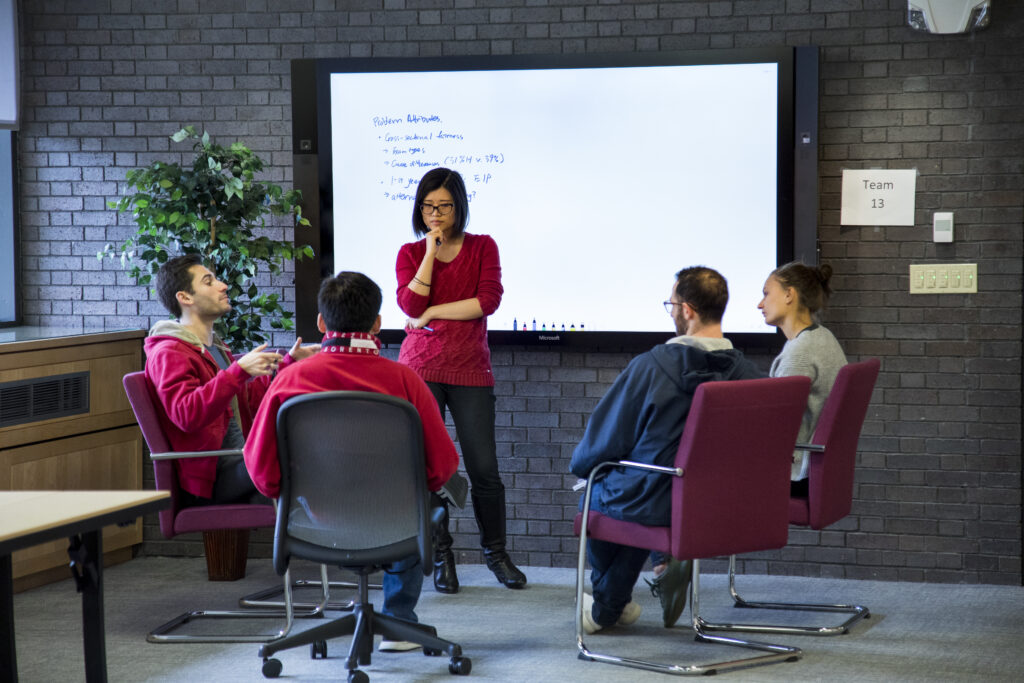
[770, 324, 847, 480]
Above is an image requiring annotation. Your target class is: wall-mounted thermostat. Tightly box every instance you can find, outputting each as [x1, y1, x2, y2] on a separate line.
[933, 212, 953, 243]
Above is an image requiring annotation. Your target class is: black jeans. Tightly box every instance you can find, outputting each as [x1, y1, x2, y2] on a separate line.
[426, 383, 504, 497]
[179, 454, 261, 507]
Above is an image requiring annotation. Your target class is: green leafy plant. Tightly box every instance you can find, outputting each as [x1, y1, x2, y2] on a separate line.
[101, 126, 314, 348]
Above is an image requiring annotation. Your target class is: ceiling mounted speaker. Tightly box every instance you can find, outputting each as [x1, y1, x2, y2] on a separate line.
[908, 0, 991, 34]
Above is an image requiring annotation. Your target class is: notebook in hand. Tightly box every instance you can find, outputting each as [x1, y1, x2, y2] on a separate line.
[438, 472, 469, 509]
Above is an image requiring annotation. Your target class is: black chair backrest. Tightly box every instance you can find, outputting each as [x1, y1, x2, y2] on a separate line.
[272, 391, 431, 576]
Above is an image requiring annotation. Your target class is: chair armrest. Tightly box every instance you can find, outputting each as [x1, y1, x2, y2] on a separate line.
[794, 443, 826, 453]
[578, 459, 684, 523]
[150, 449, 244, 461]
[618, 459, 684, 477]
[573, 458, 677, 490]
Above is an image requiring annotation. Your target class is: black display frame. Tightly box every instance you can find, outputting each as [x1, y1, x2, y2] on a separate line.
[290, 47, 818, 351]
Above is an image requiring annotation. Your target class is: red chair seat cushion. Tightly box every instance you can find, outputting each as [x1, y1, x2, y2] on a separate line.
[174, 503, 276, 535]
[574, 511, 672, 556]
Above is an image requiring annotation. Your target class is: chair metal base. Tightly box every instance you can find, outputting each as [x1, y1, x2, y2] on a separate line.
[575, 558, 802, 676]
[258, 568, 470, 679]
[238, 578, 363, 611]
[147, 565, 332, 643]
[574, 487, 802, 678]
[699, 555, 870, 637]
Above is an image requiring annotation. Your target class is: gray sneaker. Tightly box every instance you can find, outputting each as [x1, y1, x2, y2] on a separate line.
[645, 558, 692, 627]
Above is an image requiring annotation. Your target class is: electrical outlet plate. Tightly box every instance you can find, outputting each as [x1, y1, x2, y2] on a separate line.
[909, 263, 977, 293]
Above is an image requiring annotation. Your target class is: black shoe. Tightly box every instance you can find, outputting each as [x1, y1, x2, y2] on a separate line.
[485, 551, 527, 589]
[645, 558, 692, 627]
[433, 550, 459, 594]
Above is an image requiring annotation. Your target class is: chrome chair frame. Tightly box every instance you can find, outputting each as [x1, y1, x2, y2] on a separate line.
[574, 459, 802, 676]
[722, 553, 870, 636]
[124, 372, 349, 643]
[701, 359, 880, 638]
[148, 561, 330, 644]
[703, 445, 869, 637]
[718, 444, 869, 637]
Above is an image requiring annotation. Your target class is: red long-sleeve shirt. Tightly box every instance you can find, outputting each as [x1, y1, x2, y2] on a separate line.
[395, 233, 502, 387]
[243, 335, 459, 498]
[143, 323, 293, 498]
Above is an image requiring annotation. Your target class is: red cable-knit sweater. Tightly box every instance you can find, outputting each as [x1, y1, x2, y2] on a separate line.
[396, 233, 502, 387]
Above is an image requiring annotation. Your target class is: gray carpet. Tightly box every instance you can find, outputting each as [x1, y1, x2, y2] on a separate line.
[11, 557, 1024, 682]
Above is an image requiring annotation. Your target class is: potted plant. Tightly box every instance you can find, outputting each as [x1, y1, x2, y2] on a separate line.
[101, 126, 313, 348]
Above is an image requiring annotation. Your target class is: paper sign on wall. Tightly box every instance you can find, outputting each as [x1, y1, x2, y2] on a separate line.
[840, 169, 917, 226]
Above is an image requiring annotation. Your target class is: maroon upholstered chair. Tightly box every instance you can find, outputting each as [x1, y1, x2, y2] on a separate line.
[573, 376, 811, 676]
[123, 371, 329, 643]
[123, 371, 275, 577]
[708, 358, 881, 637]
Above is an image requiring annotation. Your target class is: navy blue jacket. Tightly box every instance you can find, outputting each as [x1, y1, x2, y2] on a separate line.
[570, 342, 762, 526]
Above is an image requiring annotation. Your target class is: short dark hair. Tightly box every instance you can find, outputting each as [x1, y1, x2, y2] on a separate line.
[771, 261, 834, 314]
[155, 253, 203, 318]
[411, 167, 469, 238]
[318, 271, 383, 333]
[674, 266, 729, 324]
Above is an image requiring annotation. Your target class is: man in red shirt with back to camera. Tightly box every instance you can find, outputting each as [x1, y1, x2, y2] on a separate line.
[244, 271, 459, 653]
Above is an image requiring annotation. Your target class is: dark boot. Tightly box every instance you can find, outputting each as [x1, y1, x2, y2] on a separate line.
[432, 500, 459, 594]
[472, 491, 527, 589]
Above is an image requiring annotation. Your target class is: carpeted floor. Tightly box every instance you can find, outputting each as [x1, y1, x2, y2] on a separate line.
[11, 556, 1024, 682]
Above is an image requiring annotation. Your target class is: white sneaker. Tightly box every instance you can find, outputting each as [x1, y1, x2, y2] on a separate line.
[379, 639, 421, 652]
[581, 593, 641, 633]
[580, 593, 603, 634]
[617, 600, 642, 626]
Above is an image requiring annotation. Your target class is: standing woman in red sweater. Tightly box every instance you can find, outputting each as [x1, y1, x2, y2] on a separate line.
[396, 168, 527, 593]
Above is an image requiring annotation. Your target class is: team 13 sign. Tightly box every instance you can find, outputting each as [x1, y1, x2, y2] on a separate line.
[840, 169, 917, 226]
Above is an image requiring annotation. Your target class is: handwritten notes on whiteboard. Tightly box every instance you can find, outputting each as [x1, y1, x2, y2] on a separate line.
[841, 169, 917, 226]
[374, 115, 505, 204]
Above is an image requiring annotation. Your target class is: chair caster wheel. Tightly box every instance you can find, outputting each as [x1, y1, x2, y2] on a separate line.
[348, 669, 369, 683]
[311, 640, 327, 659]
[449, 656, 472, 675]
[262, 658, 283, 678]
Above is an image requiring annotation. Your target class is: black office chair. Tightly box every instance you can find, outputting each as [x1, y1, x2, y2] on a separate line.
[257, 391, 470, 682]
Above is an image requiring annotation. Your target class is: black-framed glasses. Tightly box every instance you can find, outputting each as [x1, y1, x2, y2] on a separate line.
[420, 202, 455, 216]
[663, 301, 682, 315]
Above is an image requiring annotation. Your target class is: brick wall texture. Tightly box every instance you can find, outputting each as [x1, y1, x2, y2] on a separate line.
[12, 0, 1023, 585]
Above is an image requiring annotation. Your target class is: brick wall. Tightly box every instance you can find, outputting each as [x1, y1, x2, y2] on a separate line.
[14, 1, 1022, 584]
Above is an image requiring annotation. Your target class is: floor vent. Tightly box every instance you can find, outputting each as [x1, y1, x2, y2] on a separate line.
[0, 371, 90, 428]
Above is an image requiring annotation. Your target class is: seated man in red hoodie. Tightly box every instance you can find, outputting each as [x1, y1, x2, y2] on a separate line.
[244, 271, 459, 653]
[145, 254, 315, 507]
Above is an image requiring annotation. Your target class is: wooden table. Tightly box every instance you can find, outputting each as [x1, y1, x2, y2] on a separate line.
[0, 490, 170, 683]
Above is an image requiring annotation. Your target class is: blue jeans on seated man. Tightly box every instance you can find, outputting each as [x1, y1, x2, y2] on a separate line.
[382, 554, 423, 623]
[587, 537, 650, 627]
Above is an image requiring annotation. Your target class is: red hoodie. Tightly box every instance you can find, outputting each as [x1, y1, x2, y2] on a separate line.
[143, 321, 293, 498]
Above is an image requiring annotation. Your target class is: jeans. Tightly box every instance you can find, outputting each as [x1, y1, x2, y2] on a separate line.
[381, 554, 423, 623]
[179, 454, 262, 508]
[426, 383, 504, 497]
[211, 453, 260, 503]
[587, 537, 650, 627]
